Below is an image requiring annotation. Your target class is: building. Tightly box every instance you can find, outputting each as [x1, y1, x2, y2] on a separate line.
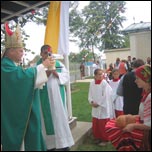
[122, 22, 151, 61]
[104, 22, 151, 67]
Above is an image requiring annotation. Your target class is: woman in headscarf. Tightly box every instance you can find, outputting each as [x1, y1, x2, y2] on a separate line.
[105, 64, 151, 151]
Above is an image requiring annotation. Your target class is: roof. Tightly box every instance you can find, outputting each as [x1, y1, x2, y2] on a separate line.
[1, 1, 50, 24]
[122, 22, 151, 34]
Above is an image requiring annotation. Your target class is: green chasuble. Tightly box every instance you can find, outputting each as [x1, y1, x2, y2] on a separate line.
[37, 59, 65, 135]
[1, 57, 46, 151]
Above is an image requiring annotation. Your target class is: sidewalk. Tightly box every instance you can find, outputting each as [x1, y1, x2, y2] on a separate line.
[76, 79, 93, 83]
[70, 121, 92, 151]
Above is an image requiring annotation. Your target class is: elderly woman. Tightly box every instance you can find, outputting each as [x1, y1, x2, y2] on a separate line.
[105, 64, 151, 151]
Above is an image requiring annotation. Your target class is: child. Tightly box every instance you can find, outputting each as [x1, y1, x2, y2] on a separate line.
[88, 68, 115, 146]
[109, 69, 124, 117]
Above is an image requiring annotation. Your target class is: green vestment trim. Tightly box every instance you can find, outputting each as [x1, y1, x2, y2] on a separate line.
[37, 59, 54, 135]
[56, 60, 66, 107]
[1, 57, 46, 151]
[37, 59, 66, 135]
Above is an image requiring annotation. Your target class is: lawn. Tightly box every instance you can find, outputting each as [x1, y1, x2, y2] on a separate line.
[71, 82, 116, 151]
[71, 82, 92, 122]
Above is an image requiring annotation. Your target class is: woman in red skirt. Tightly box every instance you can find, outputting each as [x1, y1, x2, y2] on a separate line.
[105, 65, 151, 151]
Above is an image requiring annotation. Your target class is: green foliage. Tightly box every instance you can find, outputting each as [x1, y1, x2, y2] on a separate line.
[69, 49, 97, 63]
[69, 1, 127, 50]
[122, 34, 130, 48]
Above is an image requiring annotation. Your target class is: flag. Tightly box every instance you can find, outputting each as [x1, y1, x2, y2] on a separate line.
[44, 1, 70, 55]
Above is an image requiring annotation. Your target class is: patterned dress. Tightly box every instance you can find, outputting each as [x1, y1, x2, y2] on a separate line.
[105, 93, 151, 151]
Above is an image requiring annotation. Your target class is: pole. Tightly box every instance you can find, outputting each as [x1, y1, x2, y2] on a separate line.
[64, 54, 73, 120]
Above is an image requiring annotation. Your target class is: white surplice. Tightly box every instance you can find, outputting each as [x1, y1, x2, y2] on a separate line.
[109, 79, 124, 111]
[41, 61, 74, 149]
[88, 79, 115, 119]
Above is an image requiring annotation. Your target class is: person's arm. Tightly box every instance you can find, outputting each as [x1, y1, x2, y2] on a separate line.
[34, 58, 53, 88]
[125, 63, 128, 71]
[56, 62, 69, 85]
[88, 81, 94, 104]
[123, 123, 151, 132]
[91, 101, 99, 107]
[123, 97, 151, 132]
[45, 70, 52, 77]
[34, 64, 48, 89]
[51, 70, 59, 78]
[116, 75, 124, 96]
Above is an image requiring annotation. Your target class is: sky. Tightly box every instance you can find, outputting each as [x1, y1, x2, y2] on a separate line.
[24, 1, 151, 61]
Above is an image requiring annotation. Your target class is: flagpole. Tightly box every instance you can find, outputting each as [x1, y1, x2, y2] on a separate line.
[64, 54, 73, 119]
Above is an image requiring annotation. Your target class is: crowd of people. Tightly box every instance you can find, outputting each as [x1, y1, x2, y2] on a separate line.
[88, 56, 151, 151]
[1, 22, 151, 151]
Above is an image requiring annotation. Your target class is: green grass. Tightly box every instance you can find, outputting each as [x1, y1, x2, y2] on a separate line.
[71, 82, 92, 122]
[71, 82, 116, 151]
[85, 76, 94, 79]
[77, 135, 116, 151]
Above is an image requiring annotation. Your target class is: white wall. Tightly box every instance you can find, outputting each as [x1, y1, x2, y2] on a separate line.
[129, 31, 151, 61]
[104, 30, 151, 68]
[105, 48, 130, 68]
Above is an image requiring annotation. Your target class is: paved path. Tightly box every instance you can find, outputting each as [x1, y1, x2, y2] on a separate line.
[71, 121, 92, 151]
[76, 79, 93, 83]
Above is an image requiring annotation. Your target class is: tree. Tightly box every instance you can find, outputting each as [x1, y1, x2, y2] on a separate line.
[69, 49, 97, 63]
[69, 1, 127, 51]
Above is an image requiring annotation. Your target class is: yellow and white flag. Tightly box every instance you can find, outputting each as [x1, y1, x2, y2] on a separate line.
[44, 1, 70, 55]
